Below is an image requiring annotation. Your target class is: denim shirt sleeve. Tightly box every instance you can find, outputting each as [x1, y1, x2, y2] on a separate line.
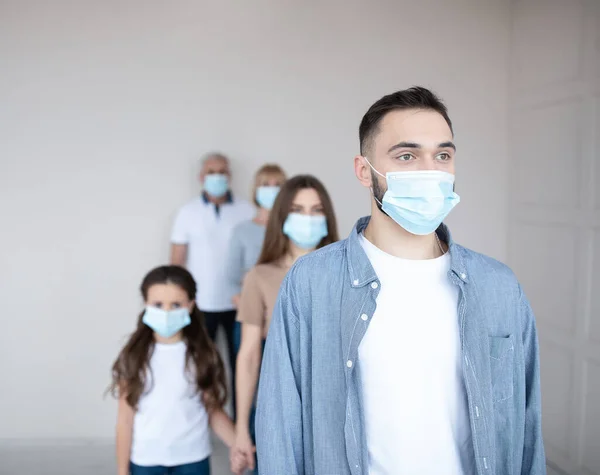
[255, 271, 303, 475]
[519, 284, 547, 474]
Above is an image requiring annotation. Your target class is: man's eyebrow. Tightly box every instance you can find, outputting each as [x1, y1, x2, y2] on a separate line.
[438, 141, 456, 151]
[387, 141, 456, 153]
[387, 142, 421, 153]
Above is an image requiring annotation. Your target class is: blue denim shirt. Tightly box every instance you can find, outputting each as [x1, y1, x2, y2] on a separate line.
[256, 217, 545, 475]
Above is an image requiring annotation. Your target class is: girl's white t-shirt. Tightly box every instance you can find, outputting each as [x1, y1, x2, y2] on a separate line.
[130, 341, 211, 467]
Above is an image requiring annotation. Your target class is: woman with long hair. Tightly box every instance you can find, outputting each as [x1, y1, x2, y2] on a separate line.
[109, 265, 250, 475]
[232, 175, 339, 472]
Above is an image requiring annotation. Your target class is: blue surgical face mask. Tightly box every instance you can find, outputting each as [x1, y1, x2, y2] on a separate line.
[256, 186, 280, 210]
[142, 306, 191, 338]
[203, 173, 229, 198]
[283, 213, 328, 250]
[364, 157, 460, 236]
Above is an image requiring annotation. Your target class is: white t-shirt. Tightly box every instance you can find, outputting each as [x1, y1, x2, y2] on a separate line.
[358, 234, 475, 475]
[171, 196, 255, 311]
[130, 341, 211, 467]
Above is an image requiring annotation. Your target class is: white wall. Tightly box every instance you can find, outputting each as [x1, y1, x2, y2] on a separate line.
[507, 1, 600, 474]
[0, 0, 510, 440]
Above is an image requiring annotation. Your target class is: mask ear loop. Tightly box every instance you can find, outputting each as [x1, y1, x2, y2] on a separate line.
[363, 156, 386, 207]
[363, 156, 386, 179]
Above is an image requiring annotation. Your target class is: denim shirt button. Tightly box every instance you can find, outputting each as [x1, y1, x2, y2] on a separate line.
[371, 282, 378, 289]
[361, 314, 369, 321]
[346, 360, 353, 368]
[460, 272, 467, 280]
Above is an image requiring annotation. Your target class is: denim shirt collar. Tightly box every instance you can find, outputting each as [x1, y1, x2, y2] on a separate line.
[346, 216, 469, 287]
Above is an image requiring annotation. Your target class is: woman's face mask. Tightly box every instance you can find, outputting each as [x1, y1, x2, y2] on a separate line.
[283, 213, 328, 250]
[256, 186, 280, 210]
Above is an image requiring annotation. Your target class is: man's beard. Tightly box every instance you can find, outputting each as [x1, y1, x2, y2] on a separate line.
[371, 169, 388, 217]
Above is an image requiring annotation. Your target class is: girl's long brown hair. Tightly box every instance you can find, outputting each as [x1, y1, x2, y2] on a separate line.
[108, 266, 226, 412]
[257, 174, 339, 265]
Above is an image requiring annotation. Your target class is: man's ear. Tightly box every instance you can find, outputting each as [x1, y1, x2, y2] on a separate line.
[354, 155, 373, 188]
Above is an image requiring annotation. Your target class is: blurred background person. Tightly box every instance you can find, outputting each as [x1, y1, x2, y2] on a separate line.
[170, 152, 254, 419]
[232, 175, 339, 473]
[225, 164, 287, 310]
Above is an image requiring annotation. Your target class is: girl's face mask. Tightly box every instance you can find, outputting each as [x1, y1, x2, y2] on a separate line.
[142, 306, 191, 338]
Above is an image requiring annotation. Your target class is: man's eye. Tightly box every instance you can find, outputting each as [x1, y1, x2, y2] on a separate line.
[153, 303, 162, 309]
[436, 152, 451, 161]
[172, 303, 181, 309]
[396, 154, 413, 161]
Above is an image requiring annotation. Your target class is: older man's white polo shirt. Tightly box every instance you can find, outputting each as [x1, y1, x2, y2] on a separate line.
[171, 195, 254, 312]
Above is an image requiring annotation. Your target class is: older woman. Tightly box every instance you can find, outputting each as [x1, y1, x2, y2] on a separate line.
[225, 164, 287, 308]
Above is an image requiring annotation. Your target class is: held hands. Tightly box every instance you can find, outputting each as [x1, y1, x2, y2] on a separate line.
[230, 429, 256, 474]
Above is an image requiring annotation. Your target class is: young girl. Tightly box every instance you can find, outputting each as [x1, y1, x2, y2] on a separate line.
[109, 265, 251, 475]
[232, 175, 339, 472]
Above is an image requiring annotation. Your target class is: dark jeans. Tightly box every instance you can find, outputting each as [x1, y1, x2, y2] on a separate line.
[130, 458, 210, 475]
[203, 310, 238, 420]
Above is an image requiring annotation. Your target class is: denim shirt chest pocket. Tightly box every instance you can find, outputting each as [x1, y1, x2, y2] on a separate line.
[489, 335, 515, 402]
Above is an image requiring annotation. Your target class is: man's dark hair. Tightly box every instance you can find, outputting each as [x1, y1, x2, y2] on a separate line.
[359, 86, 453, 155]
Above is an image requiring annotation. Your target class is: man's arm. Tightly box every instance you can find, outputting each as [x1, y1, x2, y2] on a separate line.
[255, 273, 303, 475]
[170, 207, 189, 266]
[519, 285, 546, 474]
[170, 244, 188, 266]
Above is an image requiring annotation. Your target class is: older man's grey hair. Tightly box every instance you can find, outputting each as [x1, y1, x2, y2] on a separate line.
[200, 152, 229, 167]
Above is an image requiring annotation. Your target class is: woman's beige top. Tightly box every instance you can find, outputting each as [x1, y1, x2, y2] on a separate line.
[237, 260, 290, 338]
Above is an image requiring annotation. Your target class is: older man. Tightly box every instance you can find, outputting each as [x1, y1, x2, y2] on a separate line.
[171, 153, 254, 415]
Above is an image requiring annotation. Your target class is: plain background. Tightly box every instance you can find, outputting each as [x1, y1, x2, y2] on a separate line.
[0, 0, 509, 441]
[2, 1, 598, 475]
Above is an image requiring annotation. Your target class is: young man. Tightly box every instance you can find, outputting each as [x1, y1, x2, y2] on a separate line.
[171, 152, 254, 416]
[255, 88, 546, 474]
